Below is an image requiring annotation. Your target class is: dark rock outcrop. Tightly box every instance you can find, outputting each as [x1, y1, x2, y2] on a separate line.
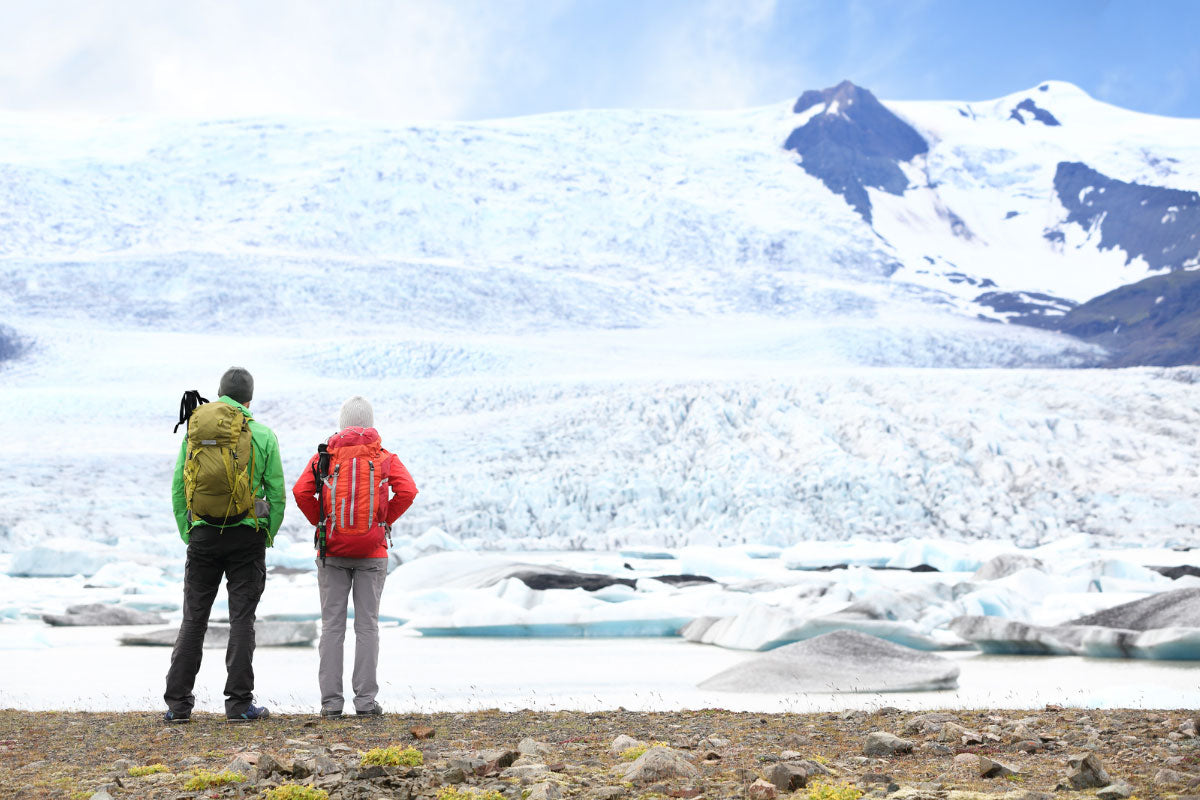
[0, 324, 25, 364]
[1009, 98, 1061, 126]
[1053, 161, 1200, 273]
[1037, 269, 1200, 366]
[784, 80, 927, 223]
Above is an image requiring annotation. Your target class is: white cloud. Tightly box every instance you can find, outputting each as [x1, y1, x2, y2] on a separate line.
[0, 0, 536, 120]
[633, 0, 788, 110]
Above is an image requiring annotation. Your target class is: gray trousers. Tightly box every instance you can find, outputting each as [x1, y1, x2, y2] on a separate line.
[316, 556, 388, 712]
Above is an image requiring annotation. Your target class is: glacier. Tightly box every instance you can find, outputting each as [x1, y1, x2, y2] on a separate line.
[0, 82, 1197, 707]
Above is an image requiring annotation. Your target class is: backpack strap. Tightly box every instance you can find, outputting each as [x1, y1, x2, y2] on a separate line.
[312, 443, 330, 566]
[173, 390, 209, 433]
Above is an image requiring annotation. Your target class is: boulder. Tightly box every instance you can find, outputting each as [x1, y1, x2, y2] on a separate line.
[610, 735, 644, 754]
[119, 620, 317, 647]
[699, 630, 959, 693]
[1153, 768, 1192, 786]
[1097, 782, 1133, 799]
[749, 779, 779, 799]
[525, 781, 563, 799]
[519, 737, 552, 757]
[764, 762, 808, 791]
[979, 756, 1018, 779]
[43, 603, 166, 627]
[905, 713, 959, 734]
[864, 732, 913, 757]
[938, 722, 982, 745]
[621, 746, 699, 784]
[1066, 753, 1111, 789]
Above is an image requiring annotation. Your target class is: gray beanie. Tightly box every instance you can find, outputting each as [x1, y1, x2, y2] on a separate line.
[338, 395, 374, 429]
[218, 367, 254, 405]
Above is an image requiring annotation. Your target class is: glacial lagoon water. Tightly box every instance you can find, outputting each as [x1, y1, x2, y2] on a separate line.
[2, 622, 1197, 714]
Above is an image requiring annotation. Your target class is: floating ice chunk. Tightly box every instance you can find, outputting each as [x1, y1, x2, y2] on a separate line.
[973, 553, 1044, 580]
[698, 630, 960, 693]
[590, 583, 638, 603]
[1033, 533, 1094, 559]
[389, 552, 509, 591]
[1080, 626, 1200, 660]
[734, 544, 782, 559]
[955, 567, 1083, 619]
[782, 539, 900, 569]
[886, 538, 1003, 572]
[266, 536, 318, 571]
[84, 561, 169, 589]
[619, 548, 676, 560]
[255, 573, 322, 620]
[1069, 587, 1200, 629]
[42, 602, 166, 626]
[9, 538, 119, 577]
[1060, 559, 1173, 586]
[412, 526, 464, 552]
[415, 619, 691, 637]
[115, 535, 185, 560]
[681, 604, 800, 650]
[949, 616, 1094, 655]
[393, 525, 466, 564]
[121, 620, 317, 647]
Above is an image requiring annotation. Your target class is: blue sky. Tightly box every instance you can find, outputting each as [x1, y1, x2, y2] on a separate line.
[1, 0, 1196, 120]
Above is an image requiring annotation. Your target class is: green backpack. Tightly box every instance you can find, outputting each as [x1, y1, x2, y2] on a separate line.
[181, 400, 257, 526]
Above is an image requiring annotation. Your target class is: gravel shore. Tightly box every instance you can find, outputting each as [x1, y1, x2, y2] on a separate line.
[0, 707, 1197, 800]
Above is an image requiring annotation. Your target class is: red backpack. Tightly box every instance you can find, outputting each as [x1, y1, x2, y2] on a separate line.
[318, 429, 390, 558]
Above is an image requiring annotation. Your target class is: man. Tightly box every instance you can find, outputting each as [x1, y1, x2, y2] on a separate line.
[164, 366, 285, 722]
[292, 395, 417, 717]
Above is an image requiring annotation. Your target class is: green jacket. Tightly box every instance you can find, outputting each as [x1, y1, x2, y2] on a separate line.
[171, 396, 285, 546]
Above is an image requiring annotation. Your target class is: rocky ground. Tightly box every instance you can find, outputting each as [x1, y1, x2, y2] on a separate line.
[0, 707, 1197, 800]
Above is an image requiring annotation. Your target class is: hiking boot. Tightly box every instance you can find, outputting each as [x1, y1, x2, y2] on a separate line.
[356, 702, 384, 716]
[163, 709, 191, 724]
[228, 704, 270, 722]
[320, 707, 344, 719]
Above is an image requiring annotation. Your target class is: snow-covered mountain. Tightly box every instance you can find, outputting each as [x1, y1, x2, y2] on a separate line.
[785, 80, 1200, 347]
[1, 82, 1198, 557]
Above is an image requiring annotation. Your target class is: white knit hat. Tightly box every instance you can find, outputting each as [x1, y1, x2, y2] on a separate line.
[338, 395, 374, 430]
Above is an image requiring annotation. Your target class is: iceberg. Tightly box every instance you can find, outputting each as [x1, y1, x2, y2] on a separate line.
[9, 538, 119, 578]
[782, 539, 901, 569]
[1080, 626, 1200, 660]
[42, 602, 166, 626]
[120, 620, 317, 647]
[84, 561, 170, 589]
[698, 630, 960, 693]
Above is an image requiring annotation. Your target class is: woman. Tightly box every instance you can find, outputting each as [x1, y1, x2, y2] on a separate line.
[292, 395, 418, 717]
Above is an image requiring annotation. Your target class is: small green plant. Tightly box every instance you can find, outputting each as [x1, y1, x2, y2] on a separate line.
[620, 741, 669, 761]
[807, 780, 863, 800]
[128, 764, 169, 777]
[262, 786, 330, 800]
[361, 746, 424, 766]
[183, 769, 245, 791]
[436, 789, 505, 800]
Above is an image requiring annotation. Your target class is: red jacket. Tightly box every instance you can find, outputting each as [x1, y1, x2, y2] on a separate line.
[292, 427, 418, 558]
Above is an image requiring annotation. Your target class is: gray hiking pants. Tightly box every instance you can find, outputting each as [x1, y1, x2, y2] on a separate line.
[316, 556, 388, 713]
